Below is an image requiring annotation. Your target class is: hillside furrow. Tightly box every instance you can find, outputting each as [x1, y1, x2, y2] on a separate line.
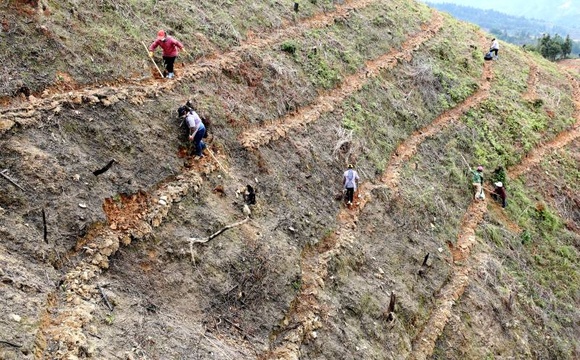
[381, 33, 492, 192]
[523, 61, 539, 101]
[261, 186, 373, 360]
[510, 73, 580, 179]
[257, 13, 446, 359]
[239, 11, 444, 149]
[408, 72, 580, 360]
[34, 160, 221, 359]
[0, 0, 379, 135]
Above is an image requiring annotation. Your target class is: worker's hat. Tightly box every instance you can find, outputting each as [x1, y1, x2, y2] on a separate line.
[477, 165, 484, 171]
[157, 30, 166, 40]
[347, 164, 353, 169]
[494, 182, 503, 187]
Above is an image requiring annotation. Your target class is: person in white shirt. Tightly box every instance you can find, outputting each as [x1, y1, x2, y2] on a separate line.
[185, 110, 206, 157]
[490, 38, 499, 60]
[343, 164, 360, 206]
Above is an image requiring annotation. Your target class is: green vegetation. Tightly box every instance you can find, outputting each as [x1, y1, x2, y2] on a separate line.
[526, 34, 574, 61]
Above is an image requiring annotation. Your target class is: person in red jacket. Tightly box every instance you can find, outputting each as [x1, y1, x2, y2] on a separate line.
[148, 30, 184, 79]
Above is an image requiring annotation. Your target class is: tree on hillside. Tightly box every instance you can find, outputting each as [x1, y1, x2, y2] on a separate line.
[562, 35, 573, 58]
[537, 33, 572, 61]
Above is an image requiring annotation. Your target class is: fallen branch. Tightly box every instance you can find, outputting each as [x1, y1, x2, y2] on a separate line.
[98, 285, 114, 311]
[0, 169, 25, 191]
[189, 217, 249, 245]
[0, 340, 22, 348]
[188, 217, 250, 263]
[42, 208, 48, 244]
[93, 159, 116, 176]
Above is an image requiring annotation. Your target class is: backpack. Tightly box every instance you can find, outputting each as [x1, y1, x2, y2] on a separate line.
[484, 51, 493, 61]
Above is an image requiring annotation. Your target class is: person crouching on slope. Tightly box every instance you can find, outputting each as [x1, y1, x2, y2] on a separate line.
[149, 30, 184, 79]
[343, 164, 360, 206]
[492, 182, 507, 208]
[183, 108, 206, 158]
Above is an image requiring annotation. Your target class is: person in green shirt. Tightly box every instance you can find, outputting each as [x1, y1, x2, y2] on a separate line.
[471, 165, 484, 200]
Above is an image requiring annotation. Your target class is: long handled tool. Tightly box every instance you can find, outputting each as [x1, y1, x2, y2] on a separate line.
[142, 41, 164, 78]
[206, 148, 230, 178]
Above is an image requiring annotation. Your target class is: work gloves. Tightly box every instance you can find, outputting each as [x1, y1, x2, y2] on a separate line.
[148, 51, 154, 58]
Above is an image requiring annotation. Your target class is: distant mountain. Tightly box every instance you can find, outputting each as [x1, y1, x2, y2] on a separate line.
[425, 0, 580, 32]
[426, 2, 580, 41]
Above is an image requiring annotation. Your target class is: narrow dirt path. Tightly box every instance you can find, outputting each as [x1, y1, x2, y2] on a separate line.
[523, 61, 539, 101]
[260, 186, 373, 360]
[408, 72, 580, 360]
[0, 0, 379, 135]
[239, 11, 445, 149]
[510, 73, 580, 179]
[34, 159, 221, 359]
[381, 33, 492, 193]
[257, 12, 444, 359]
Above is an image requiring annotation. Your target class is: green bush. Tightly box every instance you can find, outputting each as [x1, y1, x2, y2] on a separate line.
[281, 41, 298, 55]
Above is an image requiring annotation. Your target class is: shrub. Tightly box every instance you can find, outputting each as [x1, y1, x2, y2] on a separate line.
[281, 40, 298, 55]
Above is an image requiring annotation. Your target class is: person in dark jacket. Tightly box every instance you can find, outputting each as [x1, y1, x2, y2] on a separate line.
[492, 182, 507, 208]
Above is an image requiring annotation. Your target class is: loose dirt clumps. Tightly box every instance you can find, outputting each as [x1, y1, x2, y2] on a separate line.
[239, 11, 444, 149]
[35, 167, 209, 359]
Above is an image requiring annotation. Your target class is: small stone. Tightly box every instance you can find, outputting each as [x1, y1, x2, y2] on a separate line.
[288, 227, 296, 232]
[378, 267, 384, 274]
[159, 196, 168, 202]
[79, 203, 87, 208]
[73, 174, 80, 181]
[438, 247, 443, 253]
[311, 331, 317, 339]
[9, 314, 21, 322]
[158, 199, 167, 206]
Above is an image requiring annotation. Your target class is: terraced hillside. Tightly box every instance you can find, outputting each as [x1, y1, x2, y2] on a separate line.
[0, 0, 578, 359]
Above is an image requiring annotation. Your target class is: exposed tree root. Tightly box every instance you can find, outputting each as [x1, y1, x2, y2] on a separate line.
[33, 161, 216, 359]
